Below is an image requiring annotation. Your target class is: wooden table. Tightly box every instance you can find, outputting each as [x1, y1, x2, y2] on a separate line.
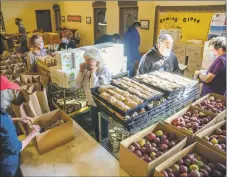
[19, 121, 129, 176]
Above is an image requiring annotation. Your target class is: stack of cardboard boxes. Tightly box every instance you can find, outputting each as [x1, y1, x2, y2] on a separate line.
[173, 42, 204, 79]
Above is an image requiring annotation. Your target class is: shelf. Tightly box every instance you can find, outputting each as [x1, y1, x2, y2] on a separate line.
[101, 137, 119, 160]
[52, 101, 90, 117]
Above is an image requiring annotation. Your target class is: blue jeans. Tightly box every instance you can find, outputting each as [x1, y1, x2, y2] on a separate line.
[91, 106, 108, 142]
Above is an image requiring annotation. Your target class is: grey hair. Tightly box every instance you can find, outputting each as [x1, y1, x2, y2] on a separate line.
[157, 34, 173, 44]
[209, 36, 226, 52]
[83, 48, 105, 70]
[1, 89, 14, 112]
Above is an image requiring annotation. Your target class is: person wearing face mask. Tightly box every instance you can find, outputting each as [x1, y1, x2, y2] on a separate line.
[13, 18, 28, 53]
[76, 48, 111, 142]
[0, 76, 41, 177]
[197, 37, 226, 96]
[26, 34, 47, 72]
[137, 34, 179, 75]
[58, 32, 76, 51]
[124, 22, 142, 77]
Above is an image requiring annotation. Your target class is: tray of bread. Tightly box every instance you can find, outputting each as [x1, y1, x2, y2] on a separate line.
[150, 70, 198, 87]
[134, 73, 184, 95]
[111, 77, 163, 102]
[91, 85, 147, 116]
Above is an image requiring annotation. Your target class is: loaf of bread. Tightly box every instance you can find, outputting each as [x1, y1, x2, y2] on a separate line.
[113, 101, 130, 111]
[98, 85, 115, 93]
[100, 92, 111, 100]
[124, 98, 138, 108]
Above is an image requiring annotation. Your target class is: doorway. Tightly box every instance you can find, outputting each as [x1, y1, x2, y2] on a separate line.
[94, 8, 107, 42]
[35, 10, 52, 32]
[119, 7, 138, 37]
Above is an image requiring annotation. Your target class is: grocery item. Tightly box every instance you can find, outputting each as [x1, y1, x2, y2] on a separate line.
[128, 129, 180, 163]
[161, 153, 226, 177]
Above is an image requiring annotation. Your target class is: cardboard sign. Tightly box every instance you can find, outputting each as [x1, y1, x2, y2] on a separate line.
[67, 15, 81, 22]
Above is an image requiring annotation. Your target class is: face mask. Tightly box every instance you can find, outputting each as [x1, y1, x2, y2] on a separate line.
[163, 48, 171, 57]
[62, 38, 69, 44]
[210, 51, 216, 60]
[15, 22, 19, 25]
[39, 42, 44, 49]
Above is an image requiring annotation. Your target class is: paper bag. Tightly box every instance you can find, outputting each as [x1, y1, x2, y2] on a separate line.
[22, 91, 43, 116]
[11, 90, 26, 105]
[24, 100, 37, 117]
[36, 88, 50, 113]
[11, 103, 28, 117]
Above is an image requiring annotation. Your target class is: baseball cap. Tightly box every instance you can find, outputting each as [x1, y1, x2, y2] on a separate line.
[0, 75, 20, 91]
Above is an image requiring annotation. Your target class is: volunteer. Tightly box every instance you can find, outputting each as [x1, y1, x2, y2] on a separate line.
[137, 34, 179, 75]
[95, 33, 121, 44]
[76, 48, 111, 142]
[198, 37, 226, 96]
[0, 76, 40, 177]
[14, 18, 28, 53]
[124, 22, 141, 77]
[58, 31, 76, 50]
[26, 34, 47, 72]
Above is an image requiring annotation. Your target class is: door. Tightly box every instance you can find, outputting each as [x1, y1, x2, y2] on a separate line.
[120, 8, 138, 37]
[35, 10, 52, 32]
[94, 8, 107, 42]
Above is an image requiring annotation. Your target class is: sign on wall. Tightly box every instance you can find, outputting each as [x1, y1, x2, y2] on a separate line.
[153, 5, 226, 44]
[67, 15, 81, 22]
[157, 12, 213, 42]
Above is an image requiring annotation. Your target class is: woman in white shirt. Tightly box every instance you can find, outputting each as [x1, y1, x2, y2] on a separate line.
[76, 48, 111, 142]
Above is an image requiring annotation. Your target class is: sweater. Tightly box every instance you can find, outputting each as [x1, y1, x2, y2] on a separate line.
[76, 67, 111, 107]
[138, 45, 179, 75]
[0, 112, 22, 177]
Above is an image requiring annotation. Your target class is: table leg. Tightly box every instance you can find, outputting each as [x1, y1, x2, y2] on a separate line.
[98, 112, 102, 143]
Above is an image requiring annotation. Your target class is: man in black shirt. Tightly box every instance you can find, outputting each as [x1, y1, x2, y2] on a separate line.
[137, 34, 179, 75]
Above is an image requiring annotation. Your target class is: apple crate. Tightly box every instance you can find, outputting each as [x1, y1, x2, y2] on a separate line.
[164, 105, 217, 144]
[119, 122, 187, 177]
[154, 142, 226, 177]
[192, 93, 226, 123]
[195, 120, 226, 157]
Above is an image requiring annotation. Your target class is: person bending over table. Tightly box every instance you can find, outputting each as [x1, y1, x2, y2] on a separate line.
[0, 76, 41, 177]
[196, 37, 226, 96]
[76, 48, 111, 142]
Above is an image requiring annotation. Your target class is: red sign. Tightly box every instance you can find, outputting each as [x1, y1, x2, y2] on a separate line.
[67, 15, 81, 22]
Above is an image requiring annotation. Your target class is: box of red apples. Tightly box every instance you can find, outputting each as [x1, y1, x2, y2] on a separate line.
[192, 93, 226, 123]
[164, 106, 217, 144]
[154, 142, 226, 177]
[195, 120, 226, 157]
[119, 123, 187, 177]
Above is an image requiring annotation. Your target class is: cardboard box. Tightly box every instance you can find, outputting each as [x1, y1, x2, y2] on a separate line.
[36, 55, 56, 68]
[187, 56, 202, 72]
[175, 53, 186, 65]
[164, 106, 217, 144]
[168, 29, 182, 41]
[195, 120, 226, 157]
[154, 142, 226, 177]
[48, 33, 61, 44]
[186, 44, 204, 57]
[173, 42, 187, 56]
[55, 51, 73, 70]
[192, 93, 226, 123]
[49, 66, 78, 88]
[23, 109, 75, 154]
[119, 123, 187, 177]
[184, 69, 194, 79]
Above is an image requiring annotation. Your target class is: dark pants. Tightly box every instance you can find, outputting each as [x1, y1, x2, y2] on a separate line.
[14, 167, 23, 177]
[91, 106, 108, 142]
[20, 40, 28, 53]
